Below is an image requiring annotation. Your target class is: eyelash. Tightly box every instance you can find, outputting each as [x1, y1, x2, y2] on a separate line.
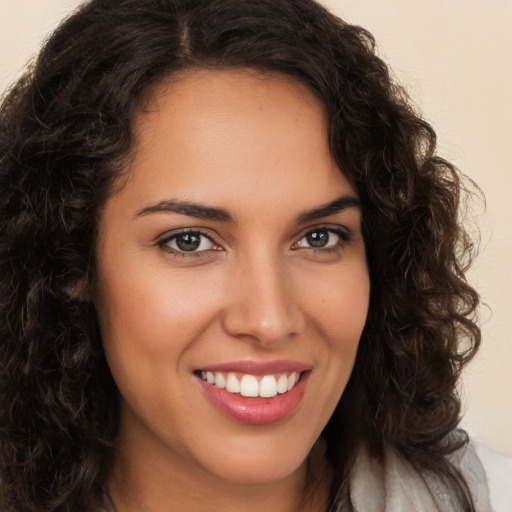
[157, 228, 220, 258]
[292, 227, 351, 254]
[156, 226, 351, 258]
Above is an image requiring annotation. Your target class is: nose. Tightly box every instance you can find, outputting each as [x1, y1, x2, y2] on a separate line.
[221, 253, 305, 347]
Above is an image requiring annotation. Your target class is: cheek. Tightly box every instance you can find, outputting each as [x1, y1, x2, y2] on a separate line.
[94, 263, 224, 380]
[310, 260, 370, 409]
[94, 266, 225, 444]
[311, 263, 370, 352]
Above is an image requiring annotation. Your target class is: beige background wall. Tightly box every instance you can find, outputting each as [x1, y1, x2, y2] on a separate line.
[1, 0, 511, 456]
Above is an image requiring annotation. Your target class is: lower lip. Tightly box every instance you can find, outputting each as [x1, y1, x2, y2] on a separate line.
[197, 373, 309, 425]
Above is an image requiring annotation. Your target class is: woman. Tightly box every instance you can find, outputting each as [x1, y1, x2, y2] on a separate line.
[0, 0, 492, 510]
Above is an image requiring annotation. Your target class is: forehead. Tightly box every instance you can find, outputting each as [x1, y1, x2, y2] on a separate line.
[133, 68, 330, 171]
[138, 68, 324, 122]
[108, 68, 355, 218]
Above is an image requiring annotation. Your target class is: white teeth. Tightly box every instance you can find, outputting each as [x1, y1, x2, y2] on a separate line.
[200, 370, 302, 398]
[259, 375, 278, 398]
[288, 372, 300, 390]
[277, 374, 288, 394]
[225, 373, 241, 393]
[240, 375, 259, 397]
[214, 372, 226, 389]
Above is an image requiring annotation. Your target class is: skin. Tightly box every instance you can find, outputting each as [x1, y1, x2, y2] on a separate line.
[94, 69, 370, 512]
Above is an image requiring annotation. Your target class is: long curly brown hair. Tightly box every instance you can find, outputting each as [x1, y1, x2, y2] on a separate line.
[0, 0, 481, 510]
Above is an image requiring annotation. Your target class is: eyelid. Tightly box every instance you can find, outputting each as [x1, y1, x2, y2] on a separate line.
[296, 224, 351, 240]
[156, 228, 223, 254]
[292, 224, 352, 250]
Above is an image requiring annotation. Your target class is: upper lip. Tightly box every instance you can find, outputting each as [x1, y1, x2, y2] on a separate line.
[195, 360, 311, 375]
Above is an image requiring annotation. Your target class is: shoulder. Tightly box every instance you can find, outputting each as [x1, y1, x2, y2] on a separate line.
[348, 436, 495, 511]
[447, 437, 493, 511]
[471, 441, 512, 512]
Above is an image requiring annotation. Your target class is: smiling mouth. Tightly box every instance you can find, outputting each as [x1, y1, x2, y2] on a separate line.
[197, 371, 302, 398]
[195, 364, 310, 424]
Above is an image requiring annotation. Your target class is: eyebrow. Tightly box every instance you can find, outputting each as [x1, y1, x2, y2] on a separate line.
[294, 195, 361, 223]
[135, 194, 360, 223]
[135, 200, 235, 222]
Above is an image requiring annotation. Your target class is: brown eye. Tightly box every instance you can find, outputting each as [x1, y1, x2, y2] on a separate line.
[294, 228, 348, 250]
[305, 230, 330, 248]
[160, 231, 216, 252]
[176, 233, 202, 251]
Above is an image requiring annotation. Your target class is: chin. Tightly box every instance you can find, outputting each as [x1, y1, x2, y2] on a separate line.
[197, 437, 312, 486]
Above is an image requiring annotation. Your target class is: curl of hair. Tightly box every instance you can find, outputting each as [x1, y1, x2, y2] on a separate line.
[0, 0, 481, 510]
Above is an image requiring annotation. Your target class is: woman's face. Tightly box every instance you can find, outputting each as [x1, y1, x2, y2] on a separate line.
[95, 69, 369, 487]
